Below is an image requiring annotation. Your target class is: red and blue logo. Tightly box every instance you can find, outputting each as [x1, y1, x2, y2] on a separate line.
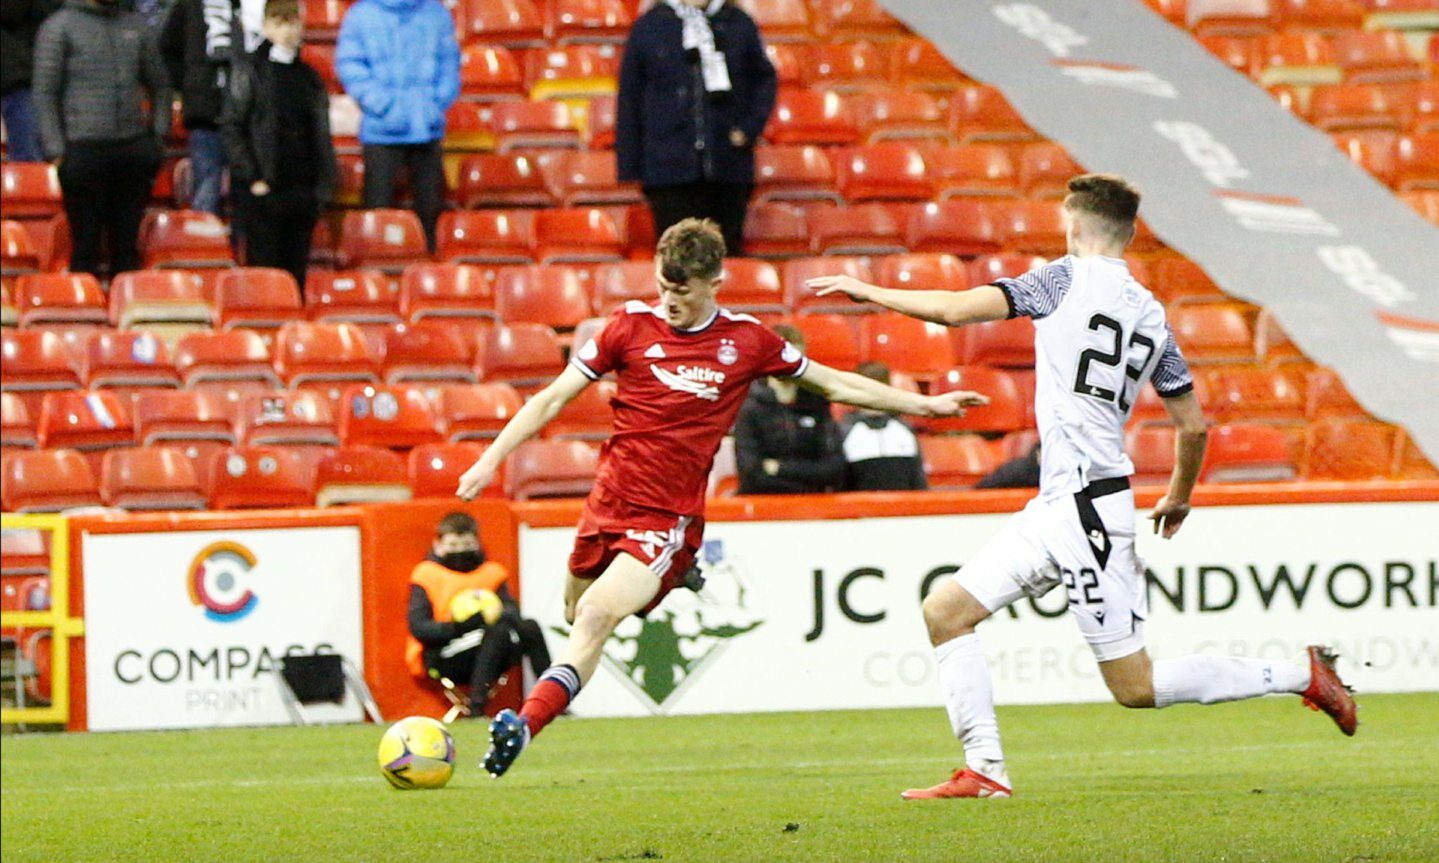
[188, 541, 259, 623]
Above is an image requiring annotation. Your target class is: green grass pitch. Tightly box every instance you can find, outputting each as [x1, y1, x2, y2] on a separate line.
[3, 693, 1436, 863]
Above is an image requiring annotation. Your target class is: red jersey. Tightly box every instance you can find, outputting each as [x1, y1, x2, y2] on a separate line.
[570, 301, 809, 516]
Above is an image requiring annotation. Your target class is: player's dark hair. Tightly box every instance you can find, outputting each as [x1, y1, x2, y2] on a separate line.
[265, 0, 300, 19]
[656, 218, 725, 285]
[772, 323, 806, 351]
[436, 511, 477, 538]
[1065, 173, 1141, 239]
[855, 361, 891, 384]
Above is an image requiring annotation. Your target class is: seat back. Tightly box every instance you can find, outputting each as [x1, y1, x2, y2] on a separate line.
[237, 390, 340, 446]
[100, 447, 206, 510]
[207, 446, 316, 509]
[435, 209, 536, 264]
[82, 330, 181, 390]
[475, 323, 566, 387]
[338, 209, 430, 272]
[216, 267, 304, 331]
[505, 439, 598, 499]
[173, 329, 280, 388]
[439, 383, 525, 440]
[494, 264, 594, 329]
[15, 273, 108, 326]
[37, 390, 135, 455]
[859, 313, 956, 381]
[304, 269, 400, 324]
[272, 321, 380, 389]
[408, 442, 501, 498]
[134, 389, 236, 444]
[109, 270, 213, 328]
[339, 384, 443, 449]
[380, 323, 478, 384]
[919, 434, 998, 490]
[399, 262, 497, 322]
[314, 446, 412, 506]
[2, 449, 102, 512]
[929, 366, 1029, 433]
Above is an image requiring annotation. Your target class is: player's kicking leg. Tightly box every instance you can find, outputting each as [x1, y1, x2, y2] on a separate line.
[484, 554, 659, 777]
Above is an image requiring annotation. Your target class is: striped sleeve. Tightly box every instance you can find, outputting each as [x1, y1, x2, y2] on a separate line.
[1152, 325, 1194, 398]
[993, 257, 1074, 320]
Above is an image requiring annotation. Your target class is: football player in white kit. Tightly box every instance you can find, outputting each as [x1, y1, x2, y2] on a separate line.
[808, 174, 1357, 799]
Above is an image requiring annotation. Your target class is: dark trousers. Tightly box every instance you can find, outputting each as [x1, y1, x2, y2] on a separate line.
[644, 182, 754, 257]
[362, 140, 444, 250]
[431, 616, 551, 713]
[57, 136, 161, 277]
[236, 187, 317, 288]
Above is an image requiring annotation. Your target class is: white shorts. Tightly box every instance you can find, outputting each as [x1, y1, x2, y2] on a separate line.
[954, 482, 1148, 662]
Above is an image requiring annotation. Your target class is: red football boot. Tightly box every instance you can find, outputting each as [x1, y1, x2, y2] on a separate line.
[1301, 645, 1358, 736]
[901, 768, 1012, 800]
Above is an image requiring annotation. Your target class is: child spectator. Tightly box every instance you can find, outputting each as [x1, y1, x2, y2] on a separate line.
[160, 0, 233, 214]
[839, 362, 928, 491]
[734, 324, 844, 495]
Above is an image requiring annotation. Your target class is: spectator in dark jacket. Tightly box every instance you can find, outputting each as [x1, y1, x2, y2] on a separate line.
[220, 0, 336, 288]
[840, 362, 928, 491]
[734, 324, 844, 495]
[160, 0, 235, 214]
[1, 0, 61, 161]
[975, 443, 1041, 489]
[33, 0, 171, 277]
[336, 0, 459, 250]
[616, 0, 776, 256]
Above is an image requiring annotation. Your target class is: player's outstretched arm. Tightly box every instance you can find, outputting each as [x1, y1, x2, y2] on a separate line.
[796, 361, 988, 417]
[1151, 389, 1208, 539]
[806, 275, 1011, 327]
[456, 366, 591, 500]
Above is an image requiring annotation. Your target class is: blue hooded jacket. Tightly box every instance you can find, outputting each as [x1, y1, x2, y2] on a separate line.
[335, 0, 460, 145]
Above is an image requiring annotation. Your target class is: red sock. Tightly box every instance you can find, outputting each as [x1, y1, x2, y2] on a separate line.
[519, 664, 580, 737]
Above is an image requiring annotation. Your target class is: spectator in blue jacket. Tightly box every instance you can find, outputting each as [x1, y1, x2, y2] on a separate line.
[335, 0, 459, 249]
[616, 0, 776, 256]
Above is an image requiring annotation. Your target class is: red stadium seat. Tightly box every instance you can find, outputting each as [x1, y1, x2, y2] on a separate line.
[1303, 366, 1367, 419]
[463, 0, 546, 47]
[408, 442, 500, 498]
[891, 38, 968, 92]
[443, 101, 492, 152]
[993, 199, 1068, 257]
[1187, 0, 1276, 38]
[378, 323, 477, 384]
[788, 314, 860, 369]
[533, 207, 624, 263]
[435, 209, 536, 265]
[746, 0, 812, 42]
[36, 390, 134, 460]
[1203, 422, 1299, 482]
[1395, 133, 1439, 191]
[505, 439, 598, 499]
[134, 389, 235, 446]
[1, 391, 37, 451]
[593, 260, 659, 315]
[949, 84, 1038, 144]
[140, 210, 234, 269]
[719, 258, 786, 315]
[835, 144, 933, 202]
[920, 434, 998, 490]
[1331, 129, 1399, 186]
[967, 253, 1048, 287]
[742, 202, 810, 258]
[850, 90, 949, 144]
[1309, 83, 1405, 132]
[305, 270, 400, 325]
[100, 447, 206, 510]
[955, 317, 1036, 368]
[802, 42, 892, 94]
[1256, 31, 1342, 87]
[216, 267, 304, 332]
[399, 262, 497, 325]
[487, 100, 583, 151]
[0, 220, 39, 275]
[82, 330, 180, 390]
[929, 366, 1029, 433]
[494, 265, 594, 330]
[1333, 29, 1425, 83]
[1273, 0, 1364, 32]
[546, 0, 631, 46]
[1170, 302, 1258, 363]
[439, 383, 524, 440]
[924, 145, 1018, 201]
[585, 93, 617, 149]
[814, 0, 907, 40]
[872, 253, 971, 293]
[1017, 142, 1083, 199]
[1125, 424, 1177, 486]
[108, 270, 212, 329]
[860, 313, 956, 381]
[764, 90, 859, 146]
[523, 44, 620, 100]
[753, 146, 842, 205]
[14, 273, 107, 327]
[1302, 418, 1401, 480]
[1150, 258, 1229, 304]
[1409, 81, 1439, 136]
[542, 380, 615, 439]
[207, 446, 316, 509]
[302, 0, 348, 40]
[272, 322, 380, 393]
[455, 154, 556, 208]
[808, 203, 906, 255]
[475, 322, 566, 387]
[458, 44, 525, 102]
[906, 200, 1003, 257]
[0, 162, 63, 219]
[338, 210, 430, 272]
[338, 384, 442, 448]
[173, 329, 280, 391]
[2, 449, 102, 512]
[237, 390, 340, 446]
[543, 150, 642, 207]
[314, 446, 411, 506]
[783, 256, 875, 315]
[1205, 365, 1305, 422]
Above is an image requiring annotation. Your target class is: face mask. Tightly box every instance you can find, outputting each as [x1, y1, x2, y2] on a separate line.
[439, 550, 484, 573]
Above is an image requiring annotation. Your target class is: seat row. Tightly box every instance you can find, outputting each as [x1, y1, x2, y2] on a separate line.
[1173, 0, 1439, 40]
[1204, 27, 1435, 87]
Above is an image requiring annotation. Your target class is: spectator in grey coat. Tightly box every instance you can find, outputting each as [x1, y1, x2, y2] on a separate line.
[33, 0, 171, 277]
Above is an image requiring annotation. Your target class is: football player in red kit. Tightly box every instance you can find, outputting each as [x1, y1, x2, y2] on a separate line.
[456, 218, 987, 777]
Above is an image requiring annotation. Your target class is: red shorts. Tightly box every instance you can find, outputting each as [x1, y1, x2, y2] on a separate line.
[568, 497, 706, 616]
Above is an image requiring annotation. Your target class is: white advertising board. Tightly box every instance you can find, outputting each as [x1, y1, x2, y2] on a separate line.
[83, 526, 364, 731]
[519, 502, 1439, 717]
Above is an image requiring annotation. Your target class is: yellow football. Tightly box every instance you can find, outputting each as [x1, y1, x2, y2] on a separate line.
[449, 589, 503, 626]
[377, 716, 455, 790]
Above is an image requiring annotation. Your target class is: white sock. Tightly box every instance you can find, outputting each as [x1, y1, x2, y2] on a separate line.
[935, 633, 1007, 784]
[1152, 655, 1311, 708]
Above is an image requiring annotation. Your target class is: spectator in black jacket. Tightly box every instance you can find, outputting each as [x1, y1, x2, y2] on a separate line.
[33, 0, 171, 277]
[220, 0, 336, 287]
[1, 0, 61, 161]
[160, 0, 234, 214]
[734, 324, 844, 495]
[839, 362, 928, 491]
[616, 0, 776, 256]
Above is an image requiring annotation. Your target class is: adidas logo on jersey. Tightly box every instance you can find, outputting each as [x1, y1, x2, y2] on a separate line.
[644, 343, 666, 359]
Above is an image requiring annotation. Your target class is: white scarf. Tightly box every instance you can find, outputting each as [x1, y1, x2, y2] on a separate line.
[665, 0, 730, 93]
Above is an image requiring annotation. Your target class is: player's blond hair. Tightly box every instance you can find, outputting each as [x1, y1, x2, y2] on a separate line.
[656, 218, 725, 285]
[1064, 173, 1141, 241]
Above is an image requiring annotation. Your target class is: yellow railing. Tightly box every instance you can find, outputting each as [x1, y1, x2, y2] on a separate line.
[2, 513, 85, 726]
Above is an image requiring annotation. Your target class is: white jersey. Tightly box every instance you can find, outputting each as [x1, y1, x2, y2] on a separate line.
[994, 255, 1193, 498]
